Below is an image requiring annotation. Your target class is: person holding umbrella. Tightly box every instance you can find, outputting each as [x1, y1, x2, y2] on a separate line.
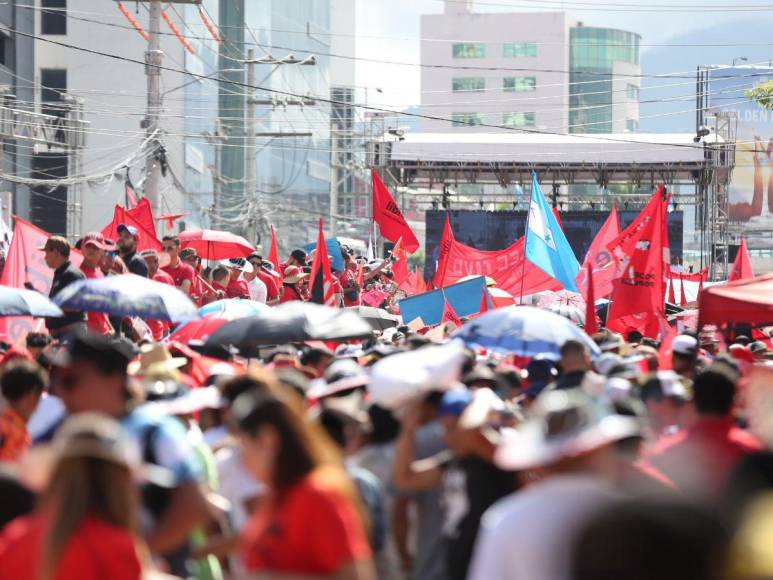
[115, 225, 148, 278]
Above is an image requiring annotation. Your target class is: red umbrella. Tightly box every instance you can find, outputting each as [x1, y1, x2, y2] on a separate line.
[167, 317, 229, 343]
[179, 229, 254, 260]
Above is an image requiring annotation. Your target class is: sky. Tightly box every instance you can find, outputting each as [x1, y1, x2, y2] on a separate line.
[352, 0, 773, 130]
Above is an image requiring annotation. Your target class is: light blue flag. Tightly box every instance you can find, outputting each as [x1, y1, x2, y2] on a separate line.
[525, 173, 580, 292]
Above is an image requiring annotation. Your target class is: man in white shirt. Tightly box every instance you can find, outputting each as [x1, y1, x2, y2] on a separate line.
[467, 390, 641, 580]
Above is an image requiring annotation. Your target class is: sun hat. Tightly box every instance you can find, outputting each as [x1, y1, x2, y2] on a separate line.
[494, 389, 641, 471]
[672, 335, 699, 357]
[127, 343, 187, 376]
[283, 265, 308, 284]
[224, 257, 254, 274]
[80, 231, 114, 251]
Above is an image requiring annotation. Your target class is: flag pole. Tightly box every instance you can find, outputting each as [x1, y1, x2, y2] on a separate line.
[519, 174, 535, 305]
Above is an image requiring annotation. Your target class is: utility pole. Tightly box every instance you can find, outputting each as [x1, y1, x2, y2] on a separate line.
[330, 123, 338, 235]
[245, 48, 257, 213]
[144, 0, 162, 218]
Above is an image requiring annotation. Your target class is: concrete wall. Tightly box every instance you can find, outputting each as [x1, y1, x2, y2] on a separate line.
[420, 11, 575, 134]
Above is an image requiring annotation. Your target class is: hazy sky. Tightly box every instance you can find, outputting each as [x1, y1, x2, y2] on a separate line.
[353, 0, 773, 114]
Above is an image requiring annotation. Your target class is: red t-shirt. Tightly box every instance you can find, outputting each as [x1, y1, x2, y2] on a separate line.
[280, 284, 303, 303]
[153, 269, 175, 286]
[79, 265, 112, 335]
[241, 473, 370, 575]
[257, 270, 280, 302]
[0, 514, 142, 580]
[226, 278, 250, 299]
[146, 270, 175, 339]
[647, 417, 763, 497]
[339, 269, 359, 307]
[162, 261, 196, 294]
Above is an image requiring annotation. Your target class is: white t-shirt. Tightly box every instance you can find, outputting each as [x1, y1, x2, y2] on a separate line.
[215, 445, 265, 532]
[247, 276, 267, 303]
[467, 475, 618, 580]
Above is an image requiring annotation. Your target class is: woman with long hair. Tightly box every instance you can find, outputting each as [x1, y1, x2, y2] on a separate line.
[231, 380, 376, 580]
[0, 413, 145, 580]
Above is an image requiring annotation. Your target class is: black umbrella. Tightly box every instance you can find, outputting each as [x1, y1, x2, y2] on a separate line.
[346, 306, 400, 331]
[205, 302, 374, 353]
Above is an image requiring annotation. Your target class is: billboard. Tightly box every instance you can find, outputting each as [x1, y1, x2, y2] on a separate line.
[424, 210, 683, 280]
[706, 65, 773, 247]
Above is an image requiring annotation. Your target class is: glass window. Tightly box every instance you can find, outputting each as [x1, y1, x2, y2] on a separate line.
[452, 112, 486, 127]
[627, 84, 639, 100]
[41, 0, 67, 35]
[452, 43, 485, 58]
[503, 77, 536, 92]
[626, 119, 639, 132]
[503, 42, 537, 58]
[452, 78, 485, 92]
[502, 112, 536, 127]
[41, 68, 67, 117]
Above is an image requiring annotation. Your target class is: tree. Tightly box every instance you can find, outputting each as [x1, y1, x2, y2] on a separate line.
[746, 80, 773, 111]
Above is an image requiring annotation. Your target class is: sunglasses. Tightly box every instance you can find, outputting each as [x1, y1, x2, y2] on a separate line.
[162, 246, 176, 252]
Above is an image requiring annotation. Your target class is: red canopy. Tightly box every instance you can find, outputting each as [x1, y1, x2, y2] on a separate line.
[699, 273, 773, 326]
[179, 229, 254, 260]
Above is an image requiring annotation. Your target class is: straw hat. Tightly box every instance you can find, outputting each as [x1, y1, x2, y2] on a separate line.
[283, 265, 308, 284]
[127, 343, 187, 376]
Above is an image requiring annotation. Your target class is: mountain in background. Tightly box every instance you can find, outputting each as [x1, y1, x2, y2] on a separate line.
[640, 17, 773, 133]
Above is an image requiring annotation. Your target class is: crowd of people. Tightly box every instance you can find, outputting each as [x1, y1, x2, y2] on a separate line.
[0, 222, 773, 579]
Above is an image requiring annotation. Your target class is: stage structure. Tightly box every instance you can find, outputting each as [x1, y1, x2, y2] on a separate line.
[372, 115, 736, 279]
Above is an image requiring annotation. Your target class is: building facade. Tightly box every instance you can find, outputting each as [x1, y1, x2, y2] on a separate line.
[34, 0, 188, 237]
[420, 2, 641, 135]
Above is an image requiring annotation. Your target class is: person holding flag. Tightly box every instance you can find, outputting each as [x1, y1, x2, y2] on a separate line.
[524, 174, 580, 293]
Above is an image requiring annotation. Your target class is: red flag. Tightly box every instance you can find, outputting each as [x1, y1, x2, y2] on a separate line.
[309, 219, 337, 306]
[101, 199, 161, 252]
[441, 299, 462, 328]
[575, 206, 621, 299]
[391, 237, 410, 286]
[432, 212, 559, 296]
[479, 289, 491, 314]
[667, 277, 676, 304]
[372, 168, 419, 253]
[0, 219, 83, 342]
[400, 266, 426, 296]
[158, 213, 185, 231]
[679, 272, 688, 306]
[607, 188, 668, 329]
[267, 224, 281, 273]
[697, 276, 704, 307]
[657, 316, 679, 370]
[728, 235, 753, 282]
[584, 262, 599, 336]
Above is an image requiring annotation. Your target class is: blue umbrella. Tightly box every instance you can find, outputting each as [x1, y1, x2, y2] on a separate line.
[198, 298, 270, 318]
[54, 274, 199, 323]
[0, 285, 63, 317]
[452, 306, 600, 360]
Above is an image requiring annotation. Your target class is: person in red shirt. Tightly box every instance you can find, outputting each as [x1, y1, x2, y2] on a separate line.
[0, 361, 45, 463]
[225, 258, 250, 299]
[280, 266, 308, 303]
[210, 266, 229, 299]
[161, 235, 196, 296]
[77, 232, 114, 335]
[180, 248, 204, 304]
[140, 249, 175, 340]
[232, 382, 374, 578]
[0, 414, 144, 580]
[648, 366, 763, 500]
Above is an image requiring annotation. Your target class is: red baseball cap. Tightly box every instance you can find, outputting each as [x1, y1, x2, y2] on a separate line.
[81, 231, 114, 251]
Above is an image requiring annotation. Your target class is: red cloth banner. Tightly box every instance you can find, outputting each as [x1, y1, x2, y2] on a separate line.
[432, 213, 560, 296]
[102, 198, 161, 252]
[607, 188, 668, 331]
[372, 169, 420, 253]
[0, 219, 82, 341]
[728, 235, 754, 282]
[575, 206, 620, 299]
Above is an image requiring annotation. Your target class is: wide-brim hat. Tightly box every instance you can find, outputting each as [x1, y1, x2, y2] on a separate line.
[283, 265, 308, 284]
[494, 389, 641, 471]
[223, 258, 254, 274]
[128, 343, 187, 376]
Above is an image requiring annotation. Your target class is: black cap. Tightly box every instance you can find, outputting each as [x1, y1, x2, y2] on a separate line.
[52, 332, 132, 376]
[291, 249, 308, 264]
